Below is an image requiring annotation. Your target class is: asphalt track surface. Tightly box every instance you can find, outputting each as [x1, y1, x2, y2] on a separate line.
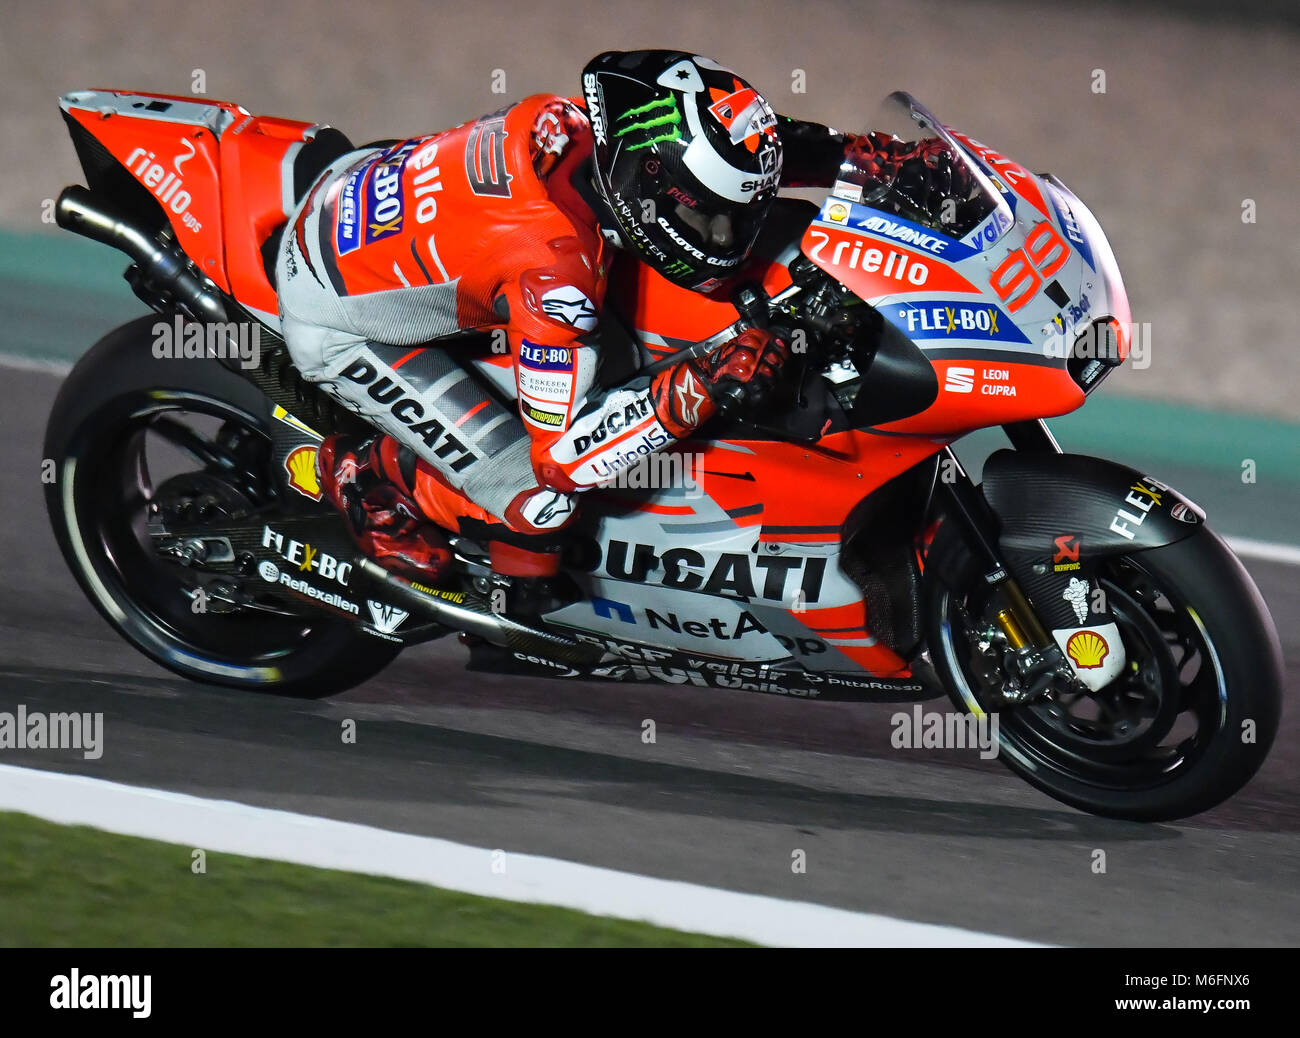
[3, 362, 1297, 946]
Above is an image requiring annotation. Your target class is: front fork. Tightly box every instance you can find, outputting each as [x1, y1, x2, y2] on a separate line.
[936, 420, 1078, 703]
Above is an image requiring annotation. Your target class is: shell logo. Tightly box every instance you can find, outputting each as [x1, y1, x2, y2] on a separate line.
[1066, 629, 1110, 669]
[284, 445, 322, 501]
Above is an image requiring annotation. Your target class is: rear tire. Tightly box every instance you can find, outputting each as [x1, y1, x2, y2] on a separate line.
[924, 520, 1283, 821]
[43, 315, 401, 697]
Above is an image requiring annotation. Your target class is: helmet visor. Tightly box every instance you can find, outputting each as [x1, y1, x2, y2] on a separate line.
[656, 191, 770, 271]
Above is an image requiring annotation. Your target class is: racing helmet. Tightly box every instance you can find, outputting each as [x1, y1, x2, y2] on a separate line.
[581, 50, 783, 293]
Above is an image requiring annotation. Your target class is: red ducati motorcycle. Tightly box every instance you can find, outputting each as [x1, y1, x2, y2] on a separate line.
[44, 88, 1282, 820]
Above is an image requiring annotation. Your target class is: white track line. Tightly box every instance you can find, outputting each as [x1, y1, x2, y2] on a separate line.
[1224, 536, 1300, 568]
[0, 351, 72, 376]
[0, 764, 1038, 947]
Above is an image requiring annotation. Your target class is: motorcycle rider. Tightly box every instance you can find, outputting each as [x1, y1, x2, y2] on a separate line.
[277, 49, 957, 582]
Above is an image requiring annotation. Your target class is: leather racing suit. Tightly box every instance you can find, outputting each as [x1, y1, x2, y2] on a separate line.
[275, 96, 895, 572]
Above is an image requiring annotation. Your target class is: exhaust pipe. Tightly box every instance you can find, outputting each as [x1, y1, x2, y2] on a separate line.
[355, 558, 603, 667]
[55, 185, 228, 324]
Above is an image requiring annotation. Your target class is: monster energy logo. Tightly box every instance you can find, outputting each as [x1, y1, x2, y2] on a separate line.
[662, 259, 693, 277]
[614, 95, 682, 151]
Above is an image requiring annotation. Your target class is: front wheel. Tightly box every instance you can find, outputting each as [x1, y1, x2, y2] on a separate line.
[924, 523, 1283, 821]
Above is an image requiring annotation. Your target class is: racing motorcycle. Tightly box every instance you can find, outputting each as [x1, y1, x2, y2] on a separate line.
[44, 87, 1282, 821]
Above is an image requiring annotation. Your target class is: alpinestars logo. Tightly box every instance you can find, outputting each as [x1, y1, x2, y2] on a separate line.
[520, 489, 576, 530]
[540, 286, 598, 331]
[675, 369, 707, 425]
[367, 600, 409, 635]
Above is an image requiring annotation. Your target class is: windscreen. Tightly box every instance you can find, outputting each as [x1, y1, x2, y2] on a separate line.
[831, 91, 1012, 242]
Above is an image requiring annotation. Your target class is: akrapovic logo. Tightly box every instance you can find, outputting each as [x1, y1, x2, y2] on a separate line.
[583, 73, 606, 146]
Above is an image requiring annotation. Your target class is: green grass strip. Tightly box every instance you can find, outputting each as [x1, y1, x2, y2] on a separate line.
[0, 811, 753, 948]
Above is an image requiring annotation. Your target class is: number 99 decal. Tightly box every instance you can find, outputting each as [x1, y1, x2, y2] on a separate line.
[990, 221, 1069, 313]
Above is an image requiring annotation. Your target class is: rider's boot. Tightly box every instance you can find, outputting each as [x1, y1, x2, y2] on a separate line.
[316, 434, 454, 583]
[409, 462, 566, 580]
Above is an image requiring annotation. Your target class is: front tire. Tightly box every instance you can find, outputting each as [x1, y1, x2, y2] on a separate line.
[924, 521, 1283, 821]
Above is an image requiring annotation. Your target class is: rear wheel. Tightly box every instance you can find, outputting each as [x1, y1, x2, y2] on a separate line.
[924, 522, 1282, 820]
[43, 317, 401, 697]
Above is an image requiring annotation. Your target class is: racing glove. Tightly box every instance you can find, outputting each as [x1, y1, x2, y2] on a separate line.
[651, 328, 790, 438]
[539, 329, 789, 494]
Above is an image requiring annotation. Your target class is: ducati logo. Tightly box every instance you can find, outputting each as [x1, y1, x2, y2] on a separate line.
[706, 83, 776, 151]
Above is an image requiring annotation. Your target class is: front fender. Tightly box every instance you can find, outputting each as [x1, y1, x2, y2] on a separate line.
[981, 449, 1205, 558]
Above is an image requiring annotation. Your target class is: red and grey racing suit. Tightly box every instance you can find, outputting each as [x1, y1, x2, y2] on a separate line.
[276, 95, 869, 554]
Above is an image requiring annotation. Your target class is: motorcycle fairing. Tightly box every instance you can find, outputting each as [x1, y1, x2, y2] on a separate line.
[536, 428, 950, 680]
[59, 89, 344, 324]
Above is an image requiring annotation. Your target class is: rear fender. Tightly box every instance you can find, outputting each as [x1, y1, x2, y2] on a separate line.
[60, 90, 244, 288]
